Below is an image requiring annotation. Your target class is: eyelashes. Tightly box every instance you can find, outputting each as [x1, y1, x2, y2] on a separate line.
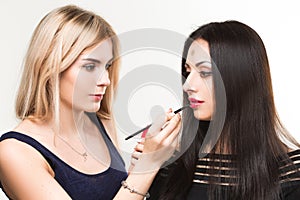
[182, 71, 190, 77]
[83, 62, 113, 72]
[182, 71, 212, 78]
[83, 63, 96, 71]
[199, 71, 212, 78]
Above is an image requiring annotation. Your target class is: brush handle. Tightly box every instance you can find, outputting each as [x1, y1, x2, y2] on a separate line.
[125, 124, 152, 140]
[125, 105, 189, 140]
[173, 105, 190, 114]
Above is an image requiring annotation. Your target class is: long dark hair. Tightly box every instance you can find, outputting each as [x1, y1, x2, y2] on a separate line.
[155, 20, 300, 200]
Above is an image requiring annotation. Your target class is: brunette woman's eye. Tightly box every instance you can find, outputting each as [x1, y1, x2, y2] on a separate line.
[182, 71, 190, 77]
[199, 71, 212, 78]
[183, 64, 192, 77]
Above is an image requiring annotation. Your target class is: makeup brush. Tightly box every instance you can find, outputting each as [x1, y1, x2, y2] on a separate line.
[125, 105, 190, 140]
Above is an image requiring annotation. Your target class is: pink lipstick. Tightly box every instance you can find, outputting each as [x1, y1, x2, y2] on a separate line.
[189, 98, 204, 108]
[90, 94, 103, 101]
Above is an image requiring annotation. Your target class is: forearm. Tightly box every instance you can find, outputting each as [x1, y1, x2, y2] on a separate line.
[113, 169, 158, 200]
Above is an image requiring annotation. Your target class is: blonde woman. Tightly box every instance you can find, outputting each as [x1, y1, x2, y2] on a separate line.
[0, 5, 181, 200]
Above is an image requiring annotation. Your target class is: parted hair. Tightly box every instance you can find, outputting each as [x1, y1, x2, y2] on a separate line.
[156, 20, 300, 200]
[16, 5, 120, 122]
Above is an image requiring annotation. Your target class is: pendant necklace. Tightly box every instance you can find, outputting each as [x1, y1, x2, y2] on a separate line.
[57, 134, 88, 162]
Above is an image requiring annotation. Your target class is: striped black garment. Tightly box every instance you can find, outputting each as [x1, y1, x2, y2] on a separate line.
[149, 150, 300, 200]
[187, 150, 300, 199]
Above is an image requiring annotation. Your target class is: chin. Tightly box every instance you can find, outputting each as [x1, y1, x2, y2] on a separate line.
[84, 104, 101, 113]
[193, 111, 211, 121]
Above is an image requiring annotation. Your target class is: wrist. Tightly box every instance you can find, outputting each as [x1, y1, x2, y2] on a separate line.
[121, 181, 150, 198]
[131, 155, 161, 174]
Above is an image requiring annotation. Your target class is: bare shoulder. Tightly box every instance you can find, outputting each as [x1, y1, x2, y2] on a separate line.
[0, 119, 55, 172]
[0, 141, 70, 199]
[0, 133, 52, 176]
[0, 136, 52, 197]
[0, 135, 45, 162]
[0, 119, 62, 199]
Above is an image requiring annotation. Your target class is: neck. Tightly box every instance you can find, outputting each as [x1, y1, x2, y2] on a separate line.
[54, 103, 88, 138]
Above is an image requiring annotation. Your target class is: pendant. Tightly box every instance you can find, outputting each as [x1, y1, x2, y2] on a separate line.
[83, 152, 88, 162]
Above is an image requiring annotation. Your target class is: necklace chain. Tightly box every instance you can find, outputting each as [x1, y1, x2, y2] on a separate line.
[57, 134, 88, 162]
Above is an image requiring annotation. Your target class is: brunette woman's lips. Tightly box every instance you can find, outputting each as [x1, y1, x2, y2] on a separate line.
[89, 94, 103, 101]
[188, 98, 204, 108]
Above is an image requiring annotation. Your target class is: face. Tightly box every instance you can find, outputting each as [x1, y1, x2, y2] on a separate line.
[60, 39, 113, 113]
[183, 39, 214, 120]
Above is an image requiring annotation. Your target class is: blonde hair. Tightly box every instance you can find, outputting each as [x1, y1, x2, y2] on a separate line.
[16, 5, 120, 123]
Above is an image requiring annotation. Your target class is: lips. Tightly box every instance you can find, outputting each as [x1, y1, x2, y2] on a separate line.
[89, 94, 104, 101]
[188, 97, 204, 108]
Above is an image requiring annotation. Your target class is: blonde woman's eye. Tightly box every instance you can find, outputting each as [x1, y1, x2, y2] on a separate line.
[84, 64, 95, 71]
[199, 71, 212, 78]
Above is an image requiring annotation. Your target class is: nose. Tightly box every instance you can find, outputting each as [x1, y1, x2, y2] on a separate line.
[97, 69, 110, 87]
[183, 72, 194, 94]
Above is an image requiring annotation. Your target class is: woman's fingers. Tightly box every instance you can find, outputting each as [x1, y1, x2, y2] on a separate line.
[131, 150, 142, 161]
[155, 113, 181, 142]
[142, 112, 181, 154]
[134, 142, 144, 153]
[130, 109, 182, 172]
[162, 114, 182, 145]
[128, 149, 142, 173]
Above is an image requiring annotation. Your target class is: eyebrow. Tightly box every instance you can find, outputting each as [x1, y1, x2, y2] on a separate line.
[82, 58, 101, 64]
[82, 57, 114, 64]
[195, 61, 211, 67]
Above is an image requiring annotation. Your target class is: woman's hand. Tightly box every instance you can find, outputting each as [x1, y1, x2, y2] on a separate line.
[130, 109, 181, 173]
[128, 140, 144, 174]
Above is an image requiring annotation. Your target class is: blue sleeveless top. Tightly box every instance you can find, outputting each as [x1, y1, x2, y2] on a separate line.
[0, 113, 128, 200]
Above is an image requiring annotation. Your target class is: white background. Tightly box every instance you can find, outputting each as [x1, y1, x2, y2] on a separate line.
[1, 0, 300, 199]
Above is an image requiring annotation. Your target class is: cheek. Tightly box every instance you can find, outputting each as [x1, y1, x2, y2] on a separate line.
[60, 68, 83, 102]
[60, 75, 76, 99]
[74, 70, 97, 91]
[202, 77, 213, 92]
[204, 81, 215, 117]
[202, 78, 214, 101]
[193, 104, 213, 120]
[198, 80, 215, 120]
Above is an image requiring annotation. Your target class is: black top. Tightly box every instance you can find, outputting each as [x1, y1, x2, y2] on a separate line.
[149, 150, 300, 200]
[0, 113, 128, 200]
[187, 150, 300, 199]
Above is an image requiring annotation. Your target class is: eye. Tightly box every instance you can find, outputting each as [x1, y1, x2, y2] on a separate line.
[199, 71, 212, 78]
[83, 63, 96, 71]
[183, 63, 191, 77]
[182, 71, 190, 77]
[105, 62, 113, 70]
